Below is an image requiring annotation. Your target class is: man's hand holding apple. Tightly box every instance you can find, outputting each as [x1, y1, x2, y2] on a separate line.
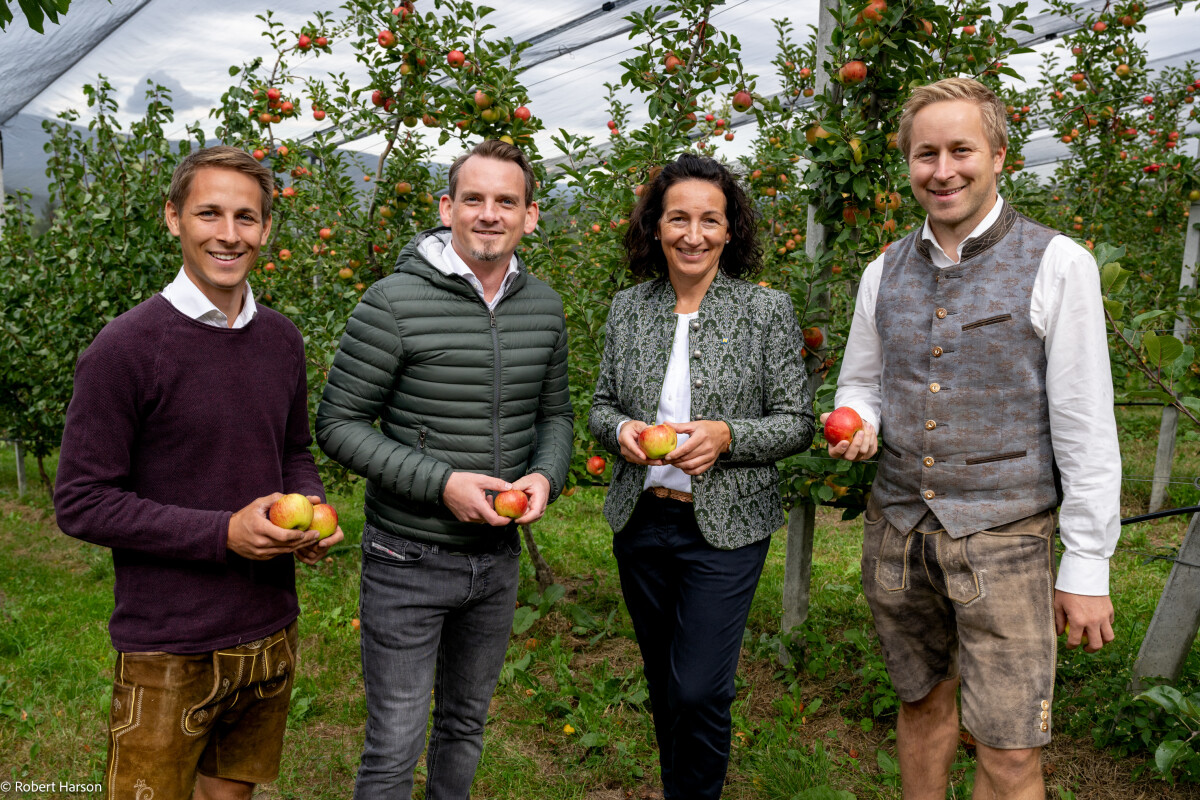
[294, 494, 345, 566]
[820, 411, 878, 462]
[444, 472, 514, 526]
[509, 472, 550, 525]
[228, 493, 321, 560]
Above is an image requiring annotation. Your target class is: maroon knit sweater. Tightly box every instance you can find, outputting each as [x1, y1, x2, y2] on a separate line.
[54, 295, 323, 653]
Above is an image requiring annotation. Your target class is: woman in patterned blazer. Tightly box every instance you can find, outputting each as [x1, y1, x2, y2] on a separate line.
[589, 153, 815, 799]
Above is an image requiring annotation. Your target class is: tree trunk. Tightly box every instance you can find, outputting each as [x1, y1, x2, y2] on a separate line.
[521, 523, 555, 590]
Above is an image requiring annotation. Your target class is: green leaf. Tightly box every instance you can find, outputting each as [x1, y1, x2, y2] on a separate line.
[1099, 262, 1131, 294]
[1154, 739, 1187, 775]
[1102, 298, 1124, 320]
[1093, 242, 1126, 268]
[1137, 684, 1186, 714]
[1144, 334, 1184, 369]
[511, 605, 539, 635]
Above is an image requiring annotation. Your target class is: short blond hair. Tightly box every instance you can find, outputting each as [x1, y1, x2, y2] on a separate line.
[897, 77, 1008, 159]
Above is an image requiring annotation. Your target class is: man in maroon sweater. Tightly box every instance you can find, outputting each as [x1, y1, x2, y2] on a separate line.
[54, 146, 342, 800]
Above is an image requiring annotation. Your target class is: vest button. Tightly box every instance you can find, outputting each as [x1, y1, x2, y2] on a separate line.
[693, 378, 703, 388]
[932, 346, 943, 357]
[930, 382, 940, 393]
[923, 456, 935, 467]
[690, 319, 701, 331]
[692, 349, 702, 359]
[925, 420, 936, 430]
[936, 308, 948, 319]
[923, 490, 935, 500]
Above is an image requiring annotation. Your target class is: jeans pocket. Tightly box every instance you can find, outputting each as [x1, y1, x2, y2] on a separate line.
[937, 535, 981, 605]
[873, 522, 910, 592]
[362, 523, 427, 566]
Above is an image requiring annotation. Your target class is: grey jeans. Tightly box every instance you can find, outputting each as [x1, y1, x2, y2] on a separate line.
[354, 522, 521, 800]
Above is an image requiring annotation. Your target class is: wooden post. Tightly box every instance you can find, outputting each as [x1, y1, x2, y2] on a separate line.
[779, 501, 816, 665]
[14, 440, 27, 498]
[781, 0, 839, 663]
[1132, 512, 1200, 691]
[1148, 142, 1200, 512]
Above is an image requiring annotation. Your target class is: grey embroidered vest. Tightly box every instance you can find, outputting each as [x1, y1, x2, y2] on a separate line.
[872, 203, 1062, 538]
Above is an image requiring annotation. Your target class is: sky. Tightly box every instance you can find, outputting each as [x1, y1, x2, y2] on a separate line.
[1, 0, 1198, 208]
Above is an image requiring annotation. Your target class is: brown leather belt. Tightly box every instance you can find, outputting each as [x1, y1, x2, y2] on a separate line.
[646, 486, 694, 503]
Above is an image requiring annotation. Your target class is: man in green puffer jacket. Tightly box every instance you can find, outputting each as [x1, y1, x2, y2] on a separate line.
[315, 140, 572, 800]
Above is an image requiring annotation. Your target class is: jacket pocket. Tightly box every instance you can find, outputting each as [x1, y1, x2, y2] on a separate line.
[961, 313, 1013, 331]
[964, 450, 1026, 466]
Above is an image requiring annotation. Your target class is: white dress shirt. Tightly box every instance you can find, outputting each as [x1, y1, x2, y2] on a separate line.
[161, 267, 257, 329]
[616, 312, 697, 493]
[420, 230, 520, 310]
[835, 196, 1122, 596]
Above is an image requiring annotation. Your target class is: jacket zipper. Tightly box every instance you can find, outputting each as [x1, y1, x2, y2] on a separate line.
[418, 429, 427, 453]
[489, 307, 502, 477]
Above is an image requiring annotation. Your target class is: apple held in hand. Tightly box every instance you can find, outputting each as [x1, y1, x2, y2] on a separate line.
[270, 493, 314, 530]
[310, 503, 338, 539]
[638, 424, 677, 460]
[824, 407, 864, 445]
[494, 489, 529, 519]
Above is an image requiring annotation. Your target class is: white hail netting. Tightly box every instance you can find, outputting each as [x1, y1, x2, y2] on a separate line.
[0, 0, 1197, 210]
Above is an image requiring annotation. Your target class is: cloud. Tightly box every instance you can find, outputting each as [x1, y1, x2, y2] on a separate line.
[124, 72, 209, 115]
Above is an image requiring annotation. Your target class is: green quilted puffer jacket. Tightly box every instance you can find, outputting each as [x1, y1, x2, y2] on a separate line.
[315, 227, 573, 549]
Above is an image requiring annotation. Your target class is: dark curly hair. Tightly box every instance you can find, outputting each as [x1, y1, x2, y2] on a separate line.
[624, 153, 762, 280]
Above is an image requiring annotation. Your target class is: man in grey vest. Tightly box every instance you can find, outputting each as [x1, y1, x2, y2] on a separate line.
[826, 77, 1121, 799]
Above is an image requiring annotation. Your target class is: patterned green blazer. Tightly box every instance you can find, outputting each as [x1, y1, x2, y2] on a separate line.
[588, 271, 815, 549]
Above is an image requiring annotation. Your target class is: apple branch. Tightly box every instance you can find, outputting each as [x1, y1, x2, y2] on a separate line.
[1105, 307, 1200, 427]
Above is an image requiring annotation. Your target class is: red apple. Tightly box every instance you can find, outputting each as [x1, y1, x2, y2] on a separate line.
[313, 109, 326, 121]
[319, 227, 334, 241]
[638, 424, 677, 460]
[732, 90, 753, 112]
[586, 456, 606, 476]
[494, 489, 529, 519]
[824, 407, 864, 445]
[378, 30, 397, 48]
[270, 493, 314, 530]
[839, 60, 867, 85]
[447, 49, 466, 68]
[298, 34, 312, 50]
[803, 327, 824, 350]
[371, 89, 386, 107]
[315, 36, 328, 47]
[473, 90, 493, 109]
[1092, 20, 1107, 32]
[514, 105, 532, 122]
[267, 87, 281, 101]
[310, 503, 338, 538]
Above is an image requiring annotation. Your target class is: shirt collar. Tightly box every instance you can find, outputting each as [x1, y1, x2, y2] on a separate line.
[920, 194, 1005, 263]
[424, 229, 520, 307]
[161, 267, 257, 329]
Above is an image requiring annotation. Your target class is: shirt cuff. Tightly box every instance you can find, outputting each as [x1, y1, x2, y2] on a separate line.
[1055, 552, 1110, 596]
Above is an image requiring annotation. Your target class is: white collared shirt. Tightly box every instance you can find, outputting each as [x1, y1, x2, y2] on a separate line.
[835, 196, 1122, 596]
[642, 312, 697, 493]
[161, 267, 257, 329]
[422, 231, 520, 310]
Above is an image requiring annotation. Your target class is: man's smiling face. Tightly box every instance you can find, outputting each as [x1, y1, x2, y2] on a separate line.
[907, 99, 1005, 245]
[165, 166, 271, 309]
[439, 155, 538, 274]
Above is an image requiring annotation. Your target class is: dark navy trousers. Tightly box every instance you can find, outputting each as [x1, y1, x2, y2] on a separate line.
[614, 493, 770, 800]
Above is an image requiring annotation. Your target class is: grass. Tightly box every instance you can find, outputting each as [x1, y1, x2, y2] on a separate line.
[0, 416, 1198, 798]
